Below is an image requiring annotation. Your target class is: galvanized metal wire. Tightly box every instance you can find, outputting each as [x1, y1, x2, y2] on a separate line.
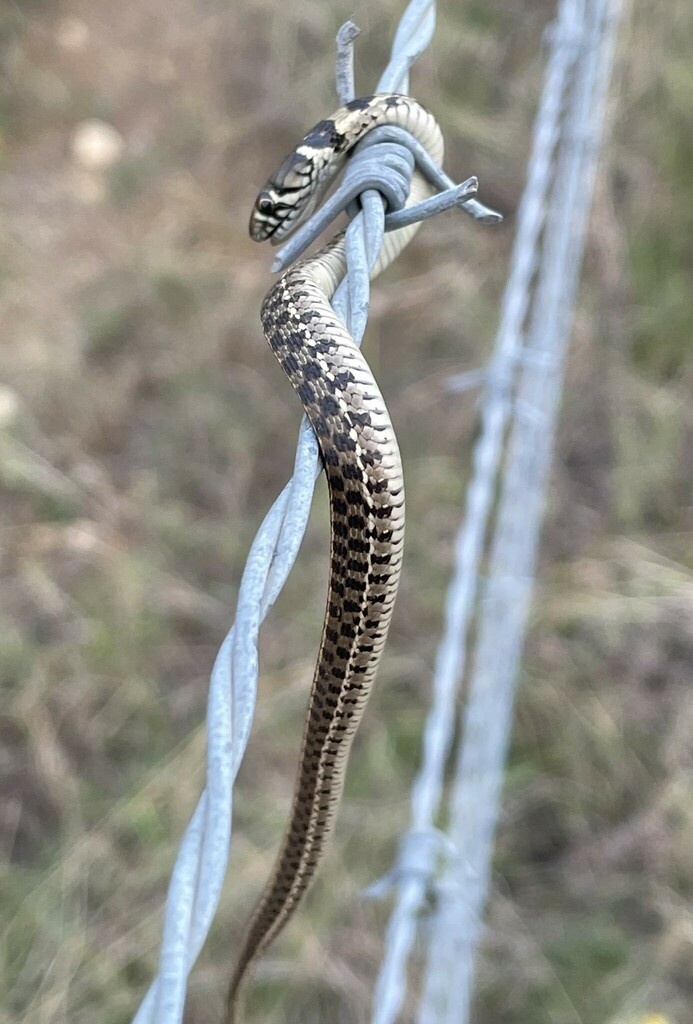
[419, 3, 623, 1019]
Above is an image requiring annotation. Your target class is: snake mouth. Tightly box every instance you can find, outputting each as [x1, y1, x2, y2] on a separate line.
[249, 207, 303, 244]
[248, 212, 279, 243]
[249, 196, 319, 245]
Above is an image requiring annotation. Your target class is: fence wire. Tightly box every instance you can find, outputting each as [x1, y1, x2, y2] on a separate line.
[130, 0, 622, 1021]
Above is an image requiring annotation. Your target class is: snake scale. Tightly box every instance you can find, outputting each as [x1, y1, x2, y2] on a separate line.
[226, 94, 444, 1022]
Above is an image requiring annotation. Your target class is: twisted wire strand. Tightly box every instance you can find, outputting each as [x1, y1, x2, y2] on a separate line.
[418, 3, 624, 1023]
[367, 3, 587, 1021]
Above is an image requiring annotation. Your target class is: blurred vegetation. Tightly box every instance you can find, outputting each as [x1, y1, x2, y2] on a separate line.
[1, 1, 692, 1023]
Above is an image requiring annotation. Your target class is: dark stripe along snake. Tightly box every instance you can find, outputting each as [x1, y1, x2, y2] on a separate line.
[226, 94, 444, 1022]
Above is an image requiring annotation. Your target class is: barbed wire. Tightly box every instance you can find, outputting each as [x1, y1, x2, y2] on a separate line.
[130, 1, 502, 1021]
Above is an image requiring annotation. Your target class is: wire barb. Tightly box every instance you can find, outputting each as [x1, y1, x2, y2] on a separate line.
[335, 20, 361, 104]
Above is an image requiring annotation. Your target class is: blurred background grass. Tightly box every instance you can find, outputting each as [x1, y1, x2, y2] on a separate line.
[1, 1, 692, 1022]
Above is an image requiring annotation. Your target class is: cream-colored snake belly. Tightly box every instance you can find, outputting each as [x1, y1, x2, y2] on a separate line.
[226, 94, 443, 1022]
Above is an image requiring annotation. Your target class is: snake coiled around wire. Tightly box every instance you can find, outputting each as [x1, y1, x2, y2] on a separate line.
[226, 94, 444, 1023]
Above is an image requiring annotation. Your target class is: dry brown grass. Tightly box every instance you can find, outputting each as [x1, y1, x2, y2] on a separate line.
[1, 1, 692, 1022]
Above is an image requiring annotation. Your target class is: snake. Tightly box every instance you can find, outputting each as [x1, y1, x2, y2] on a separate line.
[226, 94, 444, 1023]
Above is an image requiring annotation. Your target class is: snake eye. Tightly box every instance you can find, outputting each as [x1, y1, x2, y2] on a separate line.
[256, 192, 275, 216]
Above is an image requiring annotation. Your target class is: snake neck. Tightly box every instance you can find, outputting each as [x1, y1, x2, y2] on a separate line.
[325, 95, 444, 277]
[330, 93, 443, 161]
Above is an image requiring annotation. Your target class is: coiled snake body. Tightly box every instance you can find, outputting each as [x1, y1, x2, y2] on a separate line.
[227, 94, 443, 1021]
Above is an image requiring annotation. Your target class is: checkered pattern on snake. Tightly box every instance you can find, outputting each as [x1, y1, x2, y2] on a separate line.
[226, 94, 443, 1023]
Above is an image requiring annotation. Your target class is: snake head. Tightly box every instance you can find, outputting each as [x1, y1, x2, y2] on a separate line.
[249, 141, 338, 244]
